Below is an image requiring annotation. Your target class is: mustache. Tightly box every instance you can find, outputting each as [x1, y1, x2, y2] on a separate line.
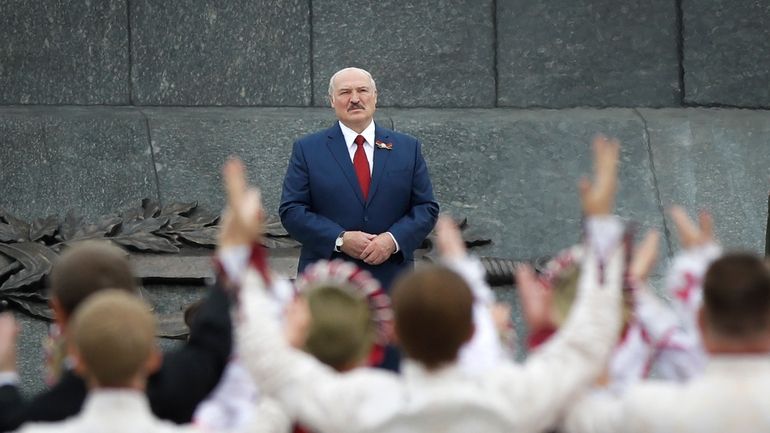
[347, 103, 365, 111]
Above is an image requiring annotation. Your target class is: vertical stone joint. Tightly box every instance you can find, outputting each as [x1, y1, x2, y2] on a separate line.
[676, 0, 686, 105]
[308, 0, 315, 106]
[138, 109, 163, 206]
[633, 108, 674, 258]
[127, 0, 135, 105]
[492, 0, 499, 107]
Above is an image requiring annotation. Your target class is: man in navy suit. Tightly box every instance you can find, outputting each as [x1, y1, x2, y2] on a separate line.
[280, 67, 438, 290]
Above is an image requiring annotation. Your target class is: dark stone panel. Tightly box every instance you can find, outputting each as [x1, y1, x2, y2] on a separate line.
[0, 107, 158, 222]
[497, 0, 680, 108]
[641, 108, 770, 252]
[683, 1, 770, 107]
[147, 107, 369, 216]
[389, 109, 663, 261]
[130, 0, 311, 106]
[14, 313, 47, 396]
[0, 0, 129, 104]
[312, 0, 495, 107]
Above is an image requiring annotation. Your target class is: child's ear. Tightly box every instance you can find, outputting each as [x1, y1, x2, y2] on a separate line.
[144, 347, 163, 375]
[69, 345, 88, 378]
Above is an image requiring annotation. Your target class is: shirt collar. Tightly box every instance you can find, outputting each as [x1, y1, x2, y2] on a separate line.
[401, 358, 466, 383]
[706, 354, 770, 374]
[81, 389, 152, 419]
[339, 120, 375, 148]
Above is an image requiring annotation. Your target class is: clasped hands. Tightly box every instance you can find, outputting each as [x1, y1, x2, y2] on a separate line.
[339, 231, 396, 266]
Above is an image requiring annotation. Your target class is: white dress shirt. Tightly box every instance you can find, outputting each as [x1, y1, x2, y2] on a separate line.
[335, 120, 399, 252]
[338, 120, 375, 175]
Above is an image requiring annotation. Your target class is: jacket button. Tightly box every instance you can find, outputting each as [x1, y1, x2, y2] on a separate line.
[364, 216, 369, 222]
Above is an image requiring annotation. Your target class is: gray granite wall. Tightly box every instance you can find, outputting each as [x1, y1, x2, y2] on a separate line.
[2, 0, 769, 108]
[5, 106, 765, 256]
[2, 0, 769, 394]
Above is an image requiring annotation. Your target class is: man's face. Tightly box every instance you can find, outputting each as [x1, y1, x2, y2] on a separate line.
[330, 69, 377, 131]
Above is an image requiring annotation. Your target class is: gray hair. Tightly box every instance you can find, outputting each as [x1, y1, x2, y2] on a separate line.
[328, 67, 377, 97]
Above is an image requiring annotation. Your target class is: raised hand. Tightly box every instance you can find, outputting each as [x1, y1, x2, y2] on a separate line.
[219, 158, 264, 249]
[434, 215, 466, 260]
[629, 230, 661, 284]
[516, 263, 557, 333]
[579, 135, 620, 216]
[669, 206, 714, 249]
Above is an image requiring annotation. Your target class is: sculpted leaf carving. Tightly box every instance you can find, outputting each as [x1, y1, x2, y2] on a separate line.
[0, 223, 23, 243]
[0, 242, 58, 292]
[5, 295, 54, 320]
[0, 211, 30, 243]
[29, 216, 59, 242]
[113, 216, 179, 253]
[0, 200, 496, 324]
[0, 199, 303, 320]
[172, 226, 219, 247]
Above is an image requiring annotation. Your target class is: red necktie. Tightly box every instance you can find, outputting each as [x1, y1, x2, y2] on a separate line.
[353, 135, 371, 199]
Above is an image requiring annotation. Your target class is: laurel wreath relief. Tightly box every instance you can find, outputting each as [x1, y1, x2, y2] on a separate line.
[0, 199, 500, 333]
[0, 199, 301, 320]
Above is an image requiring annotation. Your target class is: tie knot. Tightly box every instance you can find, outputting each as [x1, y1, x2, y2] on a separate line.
[354, 135, 366, 147]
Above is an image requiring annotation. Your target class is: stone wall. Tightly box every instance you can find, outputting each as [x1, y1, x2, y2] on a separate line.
[2, 0, 769, 108]
[1, 0, 769, 394]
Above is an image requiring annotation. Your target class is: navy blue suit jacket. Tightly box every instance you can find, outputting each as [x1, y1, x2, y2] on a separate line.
[279, 121, 439, 289]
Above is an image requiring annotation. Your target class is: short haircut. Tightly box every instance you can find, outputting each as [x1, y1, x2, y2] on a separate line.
[304, 286, 374, 370]
[70, 290, 156, 387]
[704, 253, 770, 338]
[328, 67, 377, 97]
[49, 241, 138, 315]
[391, 265, 473, 370]
[183, 299, 204, 330]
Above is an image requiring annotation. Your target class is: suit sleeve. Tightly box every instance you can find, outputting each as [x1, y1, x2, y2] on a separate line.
[386, 139, 439, 261]
[279, 140, 346, 259]
[145, 281, 232, 423]
[498, 218, 624, 432]
[0, 371, 87, 431]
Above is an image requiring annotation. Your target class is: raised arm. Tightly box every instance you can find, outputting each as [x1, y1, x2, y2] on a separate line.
[434, 216, 510, 374]
[629, 229, 705, 381]
[507, 135, 625, 432]
[146, 278, 233, 423]
[665, 206, 721, 330]
[222, 159, 386, 433]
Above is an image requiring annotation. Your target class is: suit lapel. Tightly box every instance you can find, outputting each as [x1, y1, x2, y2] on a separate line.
[367, 125, 391, 205]
[325, 123, 366, 206]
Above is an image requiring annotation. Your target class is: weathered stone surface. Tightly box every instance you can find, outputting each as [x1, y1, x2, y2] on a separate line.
[0, 107, 158, 222]
[0, 0, 128, 104]
[497, 0, 680, 108]
[147, 108, 368, 215]
[129, 248, 299, 279]
[683, 1, 770, 107]
[641, 108, 770, 252]
[312, 0, 495, 107]
[389, 108, 664, 260]
[15, 313, 47, 396]
[130, 1, 311, 106]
